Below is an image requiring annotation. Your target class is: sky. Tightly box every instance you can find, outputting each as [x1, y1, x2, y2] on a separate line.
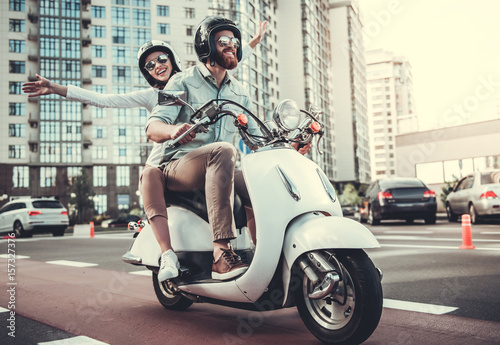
[357, 0, 500, 130]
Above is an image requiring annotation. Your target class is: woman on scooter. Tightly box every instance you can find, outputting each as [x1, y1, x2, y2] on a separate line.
[22, 21, 268, 283]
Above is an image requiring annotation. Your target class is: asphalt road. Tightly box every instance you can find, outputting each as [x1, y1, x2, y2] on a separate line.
[0, 218, 499, 344]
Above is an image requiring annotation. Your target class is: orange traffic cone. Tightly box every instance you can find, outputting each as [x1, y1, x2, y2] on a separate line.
[459, 214, 475, 249]
[90, 221, 95, 238]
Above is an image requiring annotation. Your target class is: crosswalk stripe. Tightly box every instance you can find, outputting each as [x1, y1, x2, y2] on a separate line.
[383, 298, 458, 314]
[45, 260, 98, 268]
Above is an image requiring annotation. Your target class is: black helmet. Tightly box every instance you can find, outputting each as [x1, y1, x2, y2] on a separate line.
[137, 40, 182, 87]
[194, 16, 242, 64]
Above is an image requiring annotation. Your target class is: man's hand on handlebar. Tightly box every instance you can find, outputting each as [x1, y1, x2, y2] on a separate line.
[172, 123, 196, 145]
[291, 142, 312, 155]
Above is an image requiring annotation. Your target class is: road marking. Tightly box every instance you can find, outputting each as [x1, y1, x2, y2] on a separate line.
[46, 260, 98, 268]
[376, 235, 500, 243]
[130, 270, 152, 276]
[384, 230, 434, 235]
[0, 307, 9, 313]
[384, 298, 458, 314]
[38, 335, 109, 344]
[481, 232, 500, 235]
[381, 243, 500, 251]
[0, 254, 30, 259]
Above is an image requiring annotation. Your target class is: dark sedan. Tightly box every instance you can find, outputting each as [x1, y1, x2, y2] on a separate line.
[359, 177, 437, 225]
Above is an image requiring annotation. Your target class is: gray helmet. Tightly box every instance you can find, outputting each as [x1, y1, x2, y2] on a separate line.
[137, 40, 182, 87]
[194, 16, 242, 64]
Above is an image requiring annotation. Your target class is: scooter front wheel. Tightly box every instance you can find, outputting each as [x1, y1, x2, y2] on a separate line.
[152, 272, 193, 311]
[295, 249, 382, 345]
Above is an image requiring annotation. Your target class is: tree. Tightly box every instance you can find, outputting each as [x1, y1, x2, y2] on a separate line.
[340, 183, 361, 206]
[69, 169, 95, 224]
[440, 176, 459, 207]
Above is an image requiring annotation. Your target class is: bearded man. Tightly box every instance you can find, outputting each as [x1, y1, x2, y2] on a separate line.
[146, 16, 254, 281]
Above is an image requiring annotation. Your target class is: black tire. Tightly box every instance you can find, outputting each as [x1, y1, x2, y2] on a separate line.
[152, 272, 193, 311]
[469, 204, 481, 224]
[424, 216, 436, 225]
[295, 250, 383, 345]
[14, 221, 32, 238]
[446, 203, 458, 222]
[52, 226, 67, 237]
[367, 208, 380, 225]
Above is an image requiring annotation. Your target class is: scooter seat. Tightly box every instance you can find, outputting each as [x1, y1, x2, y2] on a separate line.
[164, 189, 247, 229]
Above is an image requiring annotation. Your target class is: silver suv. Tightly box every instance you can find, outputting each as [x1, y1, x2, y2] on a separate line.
[0, 198, 69, 237]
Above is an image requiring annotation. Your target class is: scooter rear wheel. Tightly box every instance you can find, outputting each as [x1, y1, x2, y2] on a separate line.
[152, 272, 193, 311]
[295, 249, 382, 345]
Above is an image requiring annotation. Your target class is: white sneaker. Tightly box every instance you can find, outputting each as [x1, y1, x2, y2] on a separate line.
[158, 250, 180, 282]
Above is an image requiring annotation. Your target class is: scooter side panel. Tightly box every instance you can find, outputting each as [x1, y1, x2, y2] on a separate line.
[129, 206, 213, 267]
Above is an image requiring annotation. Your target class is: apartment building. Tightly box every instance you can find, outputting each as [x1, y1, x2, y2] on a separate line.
[330, 0, 370, 185]
[366, 49, 417, 179]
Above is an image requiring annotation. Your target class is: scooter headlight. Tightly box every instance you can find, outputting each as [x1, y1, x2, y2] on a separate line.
[273, 99, 303, 132]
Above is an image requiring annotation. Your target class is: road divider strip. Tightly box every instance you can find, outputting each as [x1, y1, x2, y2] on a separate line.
[38, 335, 109, 345]
[0, 254, 30, 259]
[381, 243, 500, 251]
[129, 270, 151, 276]
[383, 298, 458, 314]
[45, 260, 98, 268]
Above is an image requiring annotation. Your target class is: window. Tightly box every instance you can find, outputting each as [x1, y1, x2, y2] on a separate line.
[94, 195, 107, 215]
[12, 166, 29, 188]
[91, 6, 105, 18]
[40, 17, 59, 36]
[61, 0, 80, 18]
[40, 122, 60, 141]
[67, 167, 81, 185]
[61, 143, 81, 163]
[116, 166, 130, 186]
[40, 59, 59, 78]
[92, 26, 106, 38]
[9, 40, 25, 53]
[133, 9, 150, 26]
[185, 8, 195, 18]
[9, 124, 25, 137]
[93, 166, 107, 187]
[93, 107, 106, 119]
[113, 0, 129, 4]
[133, 0, 149, 7]
[112, 27, 130, 44]
[40, 167, 57, 187]
[40, 38, 59, 57]
[93, 126, 108, 139]
[112, 7, 130, 25]
[61, 103, 81, 121]
[61, 60, 81, 79]
[9, 145, 26, 159]
[112, 46, 131, 64]
[117, 194, 130, 211]
[9, 103, 25, 116]
[92, 45, 106, 58]
[61, 122, 81, 141]
[61, 39, 81, 59]
[92, 145, 108, 160]
[157, 5, 169, 17]
[9, 19, 25, 32]
[40, 101, 60, 120]
[39, 0, 59, 16]
[61, 19, 80, 38]
[186, 26, 194, 36]
[92, 65, 107, 78]
[158, 23, 170, 35]
[10, 0, 25, 11]
[133, 28, 150, 45]
[113, 66, 130, 83]
[184, 43, 194, 55]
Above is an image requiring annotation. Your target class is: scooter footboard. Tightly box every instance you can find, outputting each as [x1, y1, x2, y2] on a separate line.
[281, 212, 380, 306]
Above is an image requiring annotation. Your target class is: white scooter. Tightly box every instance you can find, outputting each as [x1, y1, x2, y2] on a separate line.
[123, 94, 383, 345]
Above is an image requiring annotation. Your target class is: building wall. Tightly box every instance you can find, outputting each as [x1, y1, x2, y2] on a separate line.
[396, 118, 500, 210]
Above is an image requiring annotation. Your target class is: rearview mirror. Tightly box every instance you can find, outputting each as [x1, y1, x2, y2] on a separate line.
[158, 91, 187, 106]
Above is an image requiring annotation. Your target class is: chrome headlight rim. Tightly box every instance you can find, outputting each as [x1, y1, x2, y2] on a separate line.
[272, 99, 303, 132]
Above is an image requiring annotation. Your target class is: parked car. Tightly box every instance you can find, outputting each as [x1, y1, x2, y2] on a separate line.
[359, 177, 437, 225]
[104, 214, 142, 228]
[445, 170, 500, 224]
[0, 198, 69, 237]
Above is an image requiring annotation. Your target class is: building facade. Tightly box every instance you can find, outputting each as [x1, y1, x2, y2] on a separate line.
[395, 118, 500, 211]
[1, 0, 369, 217]
[366, 49, 417, 180]
[329, 0, 369, 185]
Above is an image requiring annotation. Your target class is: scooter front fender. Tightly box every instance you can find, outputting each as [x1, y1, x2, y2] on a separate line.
[281, 212, 380, 306]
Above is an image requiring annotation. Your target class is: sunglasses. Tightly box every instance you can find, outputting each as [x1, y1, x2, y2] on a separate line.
[217, 36, 240, 50]
[144, 54, 169, 71]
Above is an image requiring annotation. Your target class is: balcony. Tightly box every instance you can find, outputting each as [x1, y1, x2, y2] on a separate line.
[82, 38, 92, 47]
[82, 18, 91, 29]
[83, 139, 92, 149]
[82, 78, 92, 85]
[28, 33, 38, 42]
[28, 12, 39, 24]
[82, 58, 92, 65]
[28, 55, 38, 62]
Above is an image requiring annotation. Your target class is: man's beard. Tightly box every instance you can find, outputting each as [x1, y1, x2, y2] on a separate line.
[215, 49, 238, 70]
